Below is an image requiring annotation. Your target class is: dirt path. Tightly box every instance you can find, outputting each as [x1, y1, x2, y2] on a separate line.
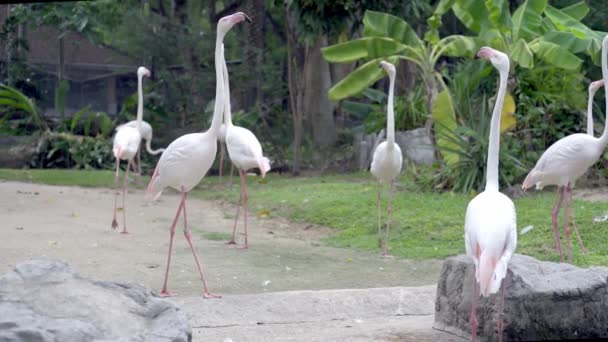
[0, 181, 442, 297]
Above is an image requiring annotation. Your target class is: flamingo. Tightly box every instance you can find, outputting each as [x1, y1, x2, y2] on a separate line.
[111, 66, 151, 234]
[218, 123, 235, 182]
[586, 80, 604, 135]
[145, 12, 251, 298]
[522, 36, 608, 263]
[221, 43, 271, 249]
[370, 61, 403, 257]
[465, 47, 517, 342]
[119, 120, 165, 174]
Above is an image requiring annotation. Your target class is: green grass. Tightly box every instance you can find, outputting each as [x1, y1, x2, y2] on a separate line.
[2, 168, 608, 266]
[0, 168, 149, 188]
[203, 232, 233, 241]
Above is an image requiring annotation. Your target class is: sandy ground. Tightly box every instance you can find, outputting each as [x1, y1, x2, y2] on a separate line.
[0, 180, 442, 297]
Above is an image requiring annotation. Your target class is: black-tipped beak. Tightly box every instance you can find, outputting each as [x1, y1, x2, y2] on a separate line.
[244, 14, 252, 23]
[474, 53, 480, 60]
[378, 63, 383, 69]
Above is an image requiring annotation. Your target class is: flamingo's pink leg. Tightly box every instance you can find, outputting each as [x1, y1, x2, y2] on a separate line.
[566, 183, 587, 254]
[219, 142, 225, 178]
[382, 180, 394, 257]
[470, 273, 478, 342]
[376, 181, 382, 248]
[226, 187, 242, 245]
[120, 159, 131, 234]
[159, 192, 185, 297]
[497, 277, 506, 342]
[111, 158, 120, 230]
[181, 190, 221, 299]
[229, 162, 234, 186]
[237, 169, 249, 249]
[563, 187, 574, 264]
[550, 186, 565, 262]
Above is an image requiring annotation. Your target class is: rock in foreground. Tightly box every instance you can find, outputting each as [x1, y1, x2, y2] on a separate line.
[0, 257, 191, 342]
[434, 254, 608, 341]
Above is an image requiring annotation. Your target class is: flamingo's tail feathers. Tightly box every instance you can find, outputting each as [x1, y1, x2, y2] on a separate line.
[258, 157, 271, 178]
[113, 145, 122, 159]
[145, 138, 165, 155]
[489, 258, 509, 294]
[478, 250, 498, 297]
[145, 164, 163, 202]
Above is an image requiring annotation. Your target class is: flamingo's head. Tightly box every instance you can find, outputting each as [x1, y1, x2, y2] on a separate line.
[378, 60, 396, 77]
[137, 66, 151, 78]
[590, 80, 605, 94]
[476, 47, 509, 72]
[218, 12, 252, 33]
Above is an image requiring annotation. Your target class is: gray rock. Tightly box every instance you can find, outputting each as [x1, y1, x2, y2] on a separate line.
[434, 254, 608, 341]
[395, 128, 435, 165]
[0, 257, 191, 342]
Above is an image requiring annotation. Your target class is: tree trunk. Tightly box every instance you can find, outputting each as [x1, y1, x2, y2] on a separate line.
[302, 35, 336, 149]
[242, 0, 265, 111]
[286, 8, 304, 175]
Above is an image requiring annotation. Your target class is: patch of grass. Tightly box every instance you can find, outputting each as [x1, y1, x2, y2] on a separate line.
[2, 168, 607, 266]
[195, 173, 608, 266]
[0, 168, 149, 188]
[203, 232, 233, 241]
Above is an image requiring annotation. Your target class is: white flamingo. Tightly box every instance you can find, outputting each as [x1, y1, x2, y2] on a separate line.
[218, 123, 235, 182]
[586, 80, 604, 135]
[465, 47, 517, 342]
[221, 43, 271, 249]
[145, 12, 251, 298]
[522, 36, 608, 263]
[120, 120, 165, 174]
[370, 61, 402, 256]
[111, 66, 151, 234]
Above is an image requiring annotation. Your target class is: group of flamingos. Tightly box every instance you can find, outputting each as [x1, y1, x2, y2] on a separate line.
[108, 11, 608, 342]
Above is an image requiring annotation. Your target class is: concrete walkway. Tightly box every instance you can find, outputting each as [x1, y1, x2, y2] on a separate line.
[175, 286, 466, 341]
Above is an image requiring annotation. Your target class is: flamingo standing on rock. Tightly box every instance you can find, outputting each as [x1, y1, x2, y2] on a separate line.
[221, 43, 271, 249]
[119, 120, 165, 174]
[111, 66, 151, 234]
[370, 61, 402, 256]
[465, 47, 517, 342]
[522, 35, 608, 264]
[145, 12, 251, 298]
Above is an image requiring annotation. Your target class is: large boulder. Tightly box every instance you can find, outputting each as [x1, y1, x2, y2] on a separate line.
[0, 257, 191, 342]
[434, 254, 608, 341]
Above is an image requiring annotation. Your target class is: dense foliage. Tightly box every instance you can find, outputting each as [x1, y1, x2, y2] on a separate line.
[1, 0, 607, 192]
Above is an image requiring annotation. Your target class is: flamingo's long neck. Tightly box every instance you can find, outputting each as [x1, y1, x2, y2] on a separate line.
[386, 72, 395, 146]
[587, 87, 597, 136]
[221, 44, 233, 127]
[599, 37, 608, 146]
[136, 73, 144, 131]
[209, 29, 227, 137]
[485, 66, 508, 192]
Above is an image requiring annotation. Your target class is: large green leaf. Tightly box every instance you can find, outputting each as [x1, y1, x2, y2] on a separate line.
[0, 83, 48, 131]
[435, 35, 478, 60]
[510, 38, 533, 68]
[542, 31, 589, 54]
[451, 0, 491, 33]
[485, 0, 512, 32]
[321, 38, 406, 63]
[529, 40, 582, 70]
[433, 89, 459, 165]
[328, 56, 399, 101]
[545, 5, 594, 40]
[511, 0, 546, 41]
[363, 10, 422, 48]
[560, 1, 589, 21]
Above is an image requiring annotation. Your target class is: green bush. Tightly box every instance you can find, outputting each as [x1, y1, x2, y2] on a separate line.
[31, 133, 113, 170]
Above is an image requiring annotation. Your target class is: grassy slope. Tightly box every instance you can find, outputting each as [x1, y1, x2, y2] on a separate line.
[2, 168, 607, 266]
